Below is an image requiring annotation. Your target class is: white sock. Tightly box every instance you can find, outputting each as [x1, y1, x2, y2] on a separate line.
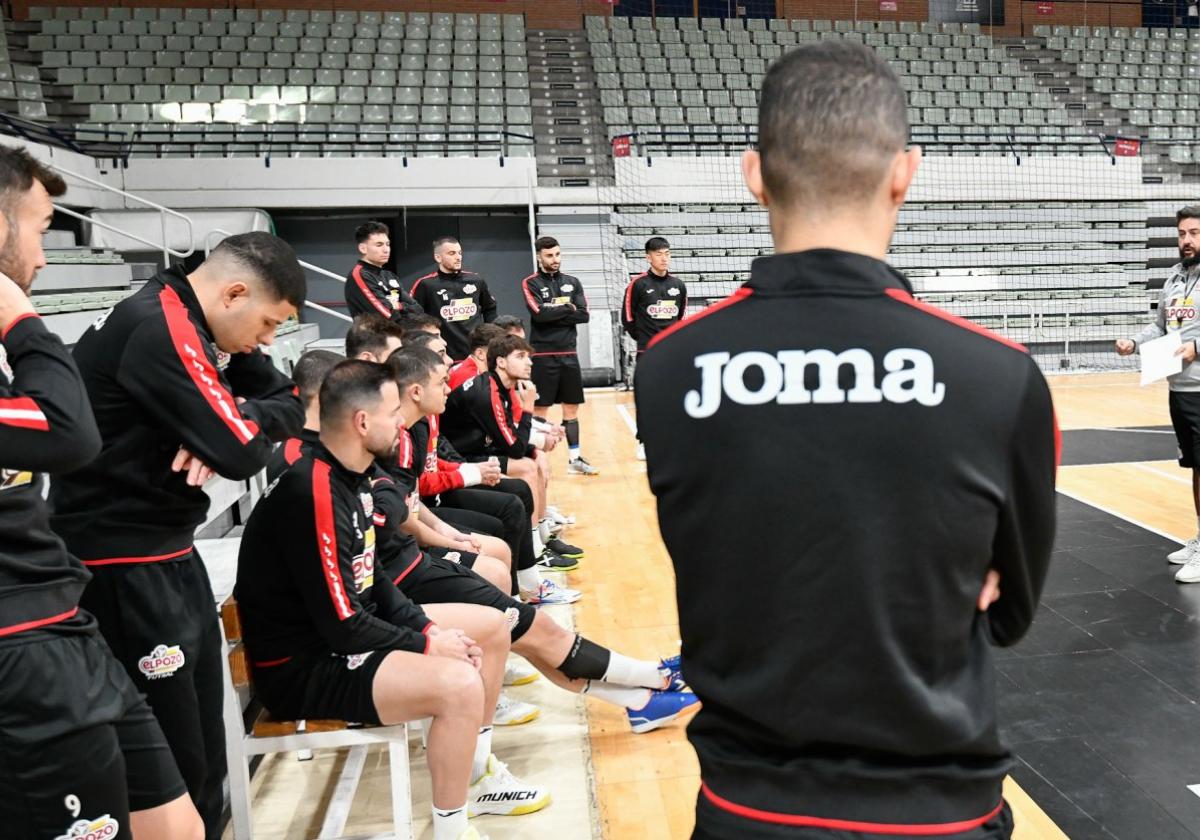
[517, 566, 541, 592]
[539, 518, 552, 543]
[532, 527, 545, 557]
[431, 804, 468, 840]
[603, 652, 667, 689]
[569, 445, 581, 459]
[1195, 516, 1199, 539]
[471, 726, 493, 783]
[584, 681, 652, 710]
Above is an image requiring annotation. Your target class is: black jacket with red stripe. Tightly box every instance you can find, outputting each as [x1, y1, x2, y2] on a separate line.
[622, 270, 688, 351]
[441, 371, 533, 461]
[344, 260, 423, 323]
[636, 249, 1058, 832]
[0, 314, 101, 637]
[409, 268, 497, 360]
[521, 269, 589, 354]
[235, 439, 432, 666]
[49, 266, 304, 564]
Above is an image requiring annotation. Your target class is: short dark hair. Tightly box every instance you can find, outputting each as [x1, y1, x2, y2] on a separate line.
[318, 359, 394, 428]
[645, 237, 670, 253]
[387, 346, 444, 393]
[402, 330, 443, 352]
[469, 323, 506, 353]
[355, 221, 389, 244]
[0, 146, 65, 209]
[345, 313, 404, 359]
[210, 231, 307, 309]
[487, 334, 533, 372]
[535, 235, 559, 252]
[492, 314, 525, 335]
[397, 312, 441, 339]
[292, 349, 343, 407]
[758, 42, 908, 212]
[432, 235, 460, 252]
[1178, 206, 1200, 226]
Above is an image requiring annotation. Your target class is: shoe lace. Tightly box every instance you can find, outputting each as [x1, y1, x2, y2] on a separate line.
[1185, 553, 1200, 568]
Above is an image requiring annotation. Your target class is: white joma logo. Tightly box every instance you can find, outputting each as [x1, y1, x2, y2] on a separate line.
[684, 348, 946, 419]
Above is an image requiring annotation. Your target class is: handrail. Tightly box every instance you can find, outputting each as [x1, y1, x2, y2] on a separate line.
[207, 227, 351, 323]
[50, 163, 195, 264]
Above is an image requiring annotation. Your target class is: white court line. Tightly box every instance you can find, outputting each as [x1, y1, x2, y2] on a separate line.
[1056, 486, 1188, 546]
[616, 403, 638, 437]
[1188, 783, 1200, 800]
[1130, 463, 1194, 487]
[1089, 427, 1176, 435]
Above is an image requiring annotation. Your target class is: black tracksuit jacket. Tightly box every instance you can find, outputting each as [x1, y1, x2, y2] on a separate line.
[236, 439, 432, 667]
[520, 269, 589, 354]
[442, 371, 534, 461]
[622, 269, 688, 351]
[409, 268, 497, 360]
[635, 249, 1058, 834]
[0, 314, 101, 636]
[345, 259, 423, 323]
[50, 266, 303, 563]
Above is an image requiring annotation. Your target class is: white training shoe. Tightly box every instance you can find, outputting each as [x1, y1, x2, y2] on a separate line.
[545, 505, 575, 526]
[636, 442, 646, 461]
[468, 755, 552, 817]
[1177, 554, 1200, 583]
[504, 658, 540, 687]
[493, 692, 540, 726]
[1168, 539, 1198, 564]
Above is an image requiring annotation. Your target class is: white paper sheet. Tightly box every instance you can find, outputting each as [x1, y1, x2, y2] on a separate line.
[1141, 332, 1184, 386]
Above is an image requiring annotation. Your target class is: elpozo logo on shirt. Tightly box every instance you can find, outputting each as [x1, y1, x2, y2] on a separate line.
[647, 301, 679, 320]
[352, 528, 376, 593]
[55, 815, 120, 840]
[0, 468, 33, 492]
[440, 298, 479, 322]
[138, 644, 185, 680]
[1165, 297, 1197, 325]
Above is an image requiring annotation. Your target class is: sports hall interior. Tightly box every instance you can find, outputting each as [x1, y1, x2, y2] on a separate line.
[11, 0, 1200, 836]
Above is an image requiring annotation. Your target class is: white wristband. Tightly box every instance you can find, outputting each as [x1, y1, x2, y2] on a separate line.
[458, 462, 482, 487]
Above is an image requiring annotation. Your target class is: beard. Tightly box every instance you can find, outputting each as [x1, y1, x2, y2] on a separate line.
[368, 436, 400, 462]
[0, 220, 32, 292]
[1183, 247, 1200, 268]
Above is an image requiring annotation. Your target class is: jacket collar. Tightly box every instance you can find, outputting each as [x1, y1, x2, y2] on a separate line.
[311, 439, 373, 487]
[747, 249, 913, 296]
[159, 265, 212, 333]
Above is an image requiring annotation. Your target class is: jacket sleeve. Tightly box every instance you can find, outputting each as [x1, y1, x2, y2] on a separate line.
[480, 279, 498, 324]
[348, 263, 394, 319]
[223, 350, 304, 443]
[676, 280, 688, 322]
[437, 435, 464, 463]
[621, 278, 639, 336]
[372, 572, 434, 642]
[418, 462, 466, 497]
[286, 465, 430, 655]
[1131, 285, 1168, 348]
[467, 378, 528, 459]
[409, 275, 433, 313]
[569, 281, 591, 325]
[522, 275, 575, 324]
[115, 313, 280, 480]
[986, 360, 1059, 647]
[399, 286, 424, 316]
[0, 314, 101, 473]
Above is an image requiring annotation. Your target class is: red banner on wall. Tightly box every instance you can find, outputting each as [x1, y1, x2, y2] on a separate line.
[1036, 2, 1054, 13]
[612, 136, 631, 158]
[880, 1, 898, 11]
[1114, 137, 1141, 157]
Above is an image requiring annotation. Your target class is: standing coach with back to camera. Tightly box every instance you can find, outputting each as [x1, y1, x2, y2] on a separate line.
[637, 42, 1058, 840]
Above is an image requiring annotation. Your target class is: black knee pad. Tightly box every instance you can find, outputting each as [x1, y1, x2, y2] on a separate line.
[556, 634, 611, 681]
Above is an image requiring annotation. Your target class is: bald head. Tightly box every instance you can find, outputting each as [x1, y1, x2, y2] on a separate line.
[757, 42, 909, 215]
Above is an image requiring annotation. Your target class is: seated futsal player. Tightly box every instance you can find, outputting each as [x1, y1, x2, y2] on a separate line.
[236, 360, 550, 835]
[0, 147, 203, 840]
[638, 43, 1056, 840]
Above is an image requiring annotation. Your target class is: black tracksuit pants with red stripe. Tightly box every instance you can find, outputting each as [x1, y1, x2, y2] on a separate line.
[81, 551, 226, 840]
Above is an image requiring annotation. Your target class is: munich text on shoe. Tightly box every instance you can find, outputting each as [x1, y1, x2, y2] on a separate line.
[520, 578, 582, 606]
[494, 692, 540, 726]
[546, 537, 584, 560]
[1168, 539, 1198, 564]
[468, 755, 552, 817]
[567, 456, 600, 476]
[626, 690, 701, 734]
[504, 658, 540, 687]
[536, 549, 579, 572]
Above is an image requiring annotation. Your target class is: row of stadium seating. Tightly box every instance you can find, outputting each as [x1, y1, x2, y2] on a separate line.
[31, 8, 516, 26]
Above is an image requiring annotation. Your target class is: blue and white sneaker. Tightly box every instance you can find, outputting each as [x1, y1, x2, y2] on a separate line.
[627, 690, 700, 734]
[520, 577, 582, 606]
[659, 654, 687, 692]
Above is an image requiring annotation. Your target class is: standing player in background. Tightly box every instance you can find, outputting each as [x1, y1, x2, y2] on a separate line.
[50, 233, 307, 840]
[638, 43, 1057, 840]
[0, 147, 203, 840]
[521, 235, 599, 476]
[1117, 206, 1200, 583]
[345, 221, 423, 322]
[410, 236, 498, 360]
[622, 237, 687, 460]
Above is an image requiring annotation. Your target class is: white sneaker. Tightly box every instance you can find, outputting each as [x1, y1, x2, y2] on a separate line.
[468, 754, 552, 816]
[520, 578, 582, 605]
[539, 515, 563, 537]
[567, 456, 600, 476]
[493, 692, 540, 726]
[1178, 554, 1200, 582]
[636, 442, 646, 461]
[1168, 539, 1198, 564]
[546, 505, 575, 526]
[504, 658, 539, 686]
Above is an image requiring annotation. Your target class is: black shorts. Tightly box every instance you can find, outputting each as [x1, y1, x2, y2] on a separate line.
[693, 793, 1013, 840]
[400, 553, 536, 641]
[0, 613, 186, 838]
[1170, 390, 1200, 468]
[252, 647, 391, 727]
[425, 545, 480, 569]
[80, 550, 227, 833]
[531, 353, 585, 407]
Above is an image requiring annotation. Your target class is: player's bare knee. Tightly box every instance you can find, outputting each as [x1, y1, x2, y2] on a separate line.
[434, 659, 485, 716]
